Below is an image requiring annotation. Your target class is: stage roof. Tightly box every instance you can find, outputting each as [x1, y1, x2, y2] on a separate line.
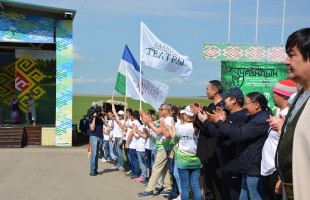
[0, 0, 76, 20]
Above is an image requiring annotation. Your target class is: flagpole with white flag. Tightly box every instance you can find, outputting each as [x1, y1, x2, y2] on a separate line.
[114, 45, 169, 111]
[140, 21, 193, 79]
[126, 65, 169, 111]
[139, 21, 143, 110]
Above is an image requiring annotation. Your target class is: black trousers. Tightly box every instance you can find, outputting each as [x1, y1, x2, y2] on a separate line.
[221, 159, 242, 200]
[203, 160, 222, 200]
[263, 170, 281, 200]
[27, 112, 32, 123]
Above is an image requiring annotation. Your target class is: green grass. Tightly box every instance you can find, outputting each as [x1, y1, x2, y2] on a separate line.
[72, 95, 211, 125]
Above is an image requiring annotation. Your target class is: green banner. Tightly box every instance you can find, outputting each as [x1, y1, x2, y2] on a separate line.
[221, 61, 288, 114]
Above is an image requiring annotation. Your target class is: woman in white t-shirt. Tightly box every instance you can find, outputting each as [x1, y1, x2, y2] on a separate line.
[135, 124, 148, 182]
[123, 108, 133, 172]
[101, 124, 111, 162]
[170, 106, 202, 200]
[126, 111, 141, 179]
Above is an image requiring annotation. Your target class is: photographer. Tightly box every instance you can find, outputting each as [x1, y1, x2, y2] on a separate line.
[89, 111, 109, 176]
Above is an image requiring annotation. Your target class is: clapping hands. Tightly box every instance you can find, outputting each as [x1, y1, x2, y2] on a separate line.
[267, 114, 286, 134]
[207, 106, 227, 124]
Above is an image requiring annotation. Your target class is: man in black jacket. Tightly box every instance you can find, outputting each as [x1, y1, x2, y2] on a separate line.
[208, 92, 270, 200]
[198, 87, 247, 200]
[191, 80, 225, 200]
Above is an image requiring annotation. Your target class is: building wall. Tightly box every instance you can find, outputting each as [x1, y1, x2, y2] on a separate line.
[0, 10, 54, 42]
[0, 10, 73, 146]
[55, 20, 73, 146]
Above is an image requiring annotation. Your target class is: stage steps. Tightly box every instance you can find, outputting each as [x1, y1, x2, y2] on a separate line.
[0, 128, 24, 148]
[24, 127, 42, 145]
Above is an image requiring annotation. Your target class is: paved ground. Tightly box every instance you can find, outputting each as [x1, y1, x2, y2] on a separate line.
[0, 146, 164, 200]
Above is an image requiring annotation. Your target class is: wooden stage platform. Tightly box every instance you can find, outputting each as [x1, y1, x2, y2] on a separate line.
[0, 124, 89, 148]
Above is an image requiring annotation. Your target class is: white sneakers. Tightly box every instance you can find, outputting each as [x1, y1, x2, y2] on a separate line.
[173, 195, 181, 200]
[112, 165, 119, 169]
[100, 158, 107, 163]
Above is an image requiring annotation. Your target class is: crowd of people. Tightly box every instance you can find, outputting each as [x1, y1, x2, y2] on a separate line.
[87, 28, 310, 200]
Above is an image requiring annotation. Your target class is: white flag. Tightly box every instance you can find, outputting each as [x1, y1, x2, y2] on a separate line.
[140, 21, 193, 79]
[126, 64, 169, 111]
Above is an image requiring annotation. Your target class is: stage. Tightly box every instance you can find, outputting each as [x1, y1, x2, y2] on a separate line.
[0, 123, 88, 148]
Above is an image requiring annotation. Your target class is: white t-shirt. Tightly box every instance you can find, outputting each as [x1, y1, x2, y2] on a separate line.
[175, 118, 182, 129]
[261, 107, 289, 176]
[103, 125, 110, 141]
[108, 119, 115, 140]
[176, 123, 198, 155]
[125, 119, 132, 141]
[127, 119, 141, 149]
[145, 127, 154, 150]
[175, 122, 200, 169]
[154, 116, 174, 147]
[136, 125, 147, 152]
[113, 118, 124, 138]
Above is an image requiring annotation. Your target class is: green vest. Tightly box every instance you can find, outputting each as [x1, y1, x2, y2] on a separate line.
[276, 98, 309, 199]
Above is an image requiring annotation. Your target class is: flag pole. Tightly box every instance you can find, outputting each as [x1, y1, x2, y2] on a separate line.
[139, 21, 143, 110]
[124, 95, 127, 122]
[112, 90, 115, 101]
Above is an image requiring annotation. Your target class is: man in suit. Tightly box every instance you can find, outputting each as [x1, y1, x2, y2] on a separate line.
[79, 115, 89, 135]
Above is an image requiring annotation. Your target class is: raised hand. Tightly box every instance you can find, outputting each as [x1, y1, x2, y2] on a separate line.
[190, 102, 202, 115]
[197, 111, 208, 123]
[215, 107, 226, 122]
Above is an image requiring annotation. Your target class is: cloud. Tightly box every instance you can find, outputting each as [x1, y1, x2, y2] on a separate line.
[73, 76, 96, 84]
[99, 77, 116, 84]
[73, 46, 96, 62]
[161, 76, 183, 85]
[195, 81, 208, 86]
[73, 76, 115, 84]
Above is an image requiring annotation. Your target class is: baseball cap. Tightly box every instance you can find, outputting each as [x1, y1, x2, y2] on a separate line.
[224, 87, 244, 100]
[117, 110, 124, 115]
[180, 105, 194, 116]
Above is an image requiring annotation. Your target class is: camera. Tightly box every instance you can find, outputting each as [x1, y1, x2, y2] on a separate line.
[88, 106, 103, 122]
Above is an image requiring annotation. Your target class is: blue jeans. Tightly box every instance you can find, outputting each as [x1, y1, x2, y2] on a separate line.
[123, 140, 132, 171]
[240, 175, 263, 200]
[178, 168, 202, 200]
[115, 138, 124, 167]
[90, 136, 102, 174]
[109, 140, 116, 159]
[137, 151, 147, 179]
[174, 157, 181, 193]
[145, 148, 153, 177]
[103, 140, 111, 160]
[128, 148, 139, 176]
[166, 149, 179, 196]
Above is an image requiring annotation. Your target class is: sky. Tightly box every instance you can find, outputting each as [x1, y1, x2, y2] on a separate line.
[12, 0, 310, 96]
